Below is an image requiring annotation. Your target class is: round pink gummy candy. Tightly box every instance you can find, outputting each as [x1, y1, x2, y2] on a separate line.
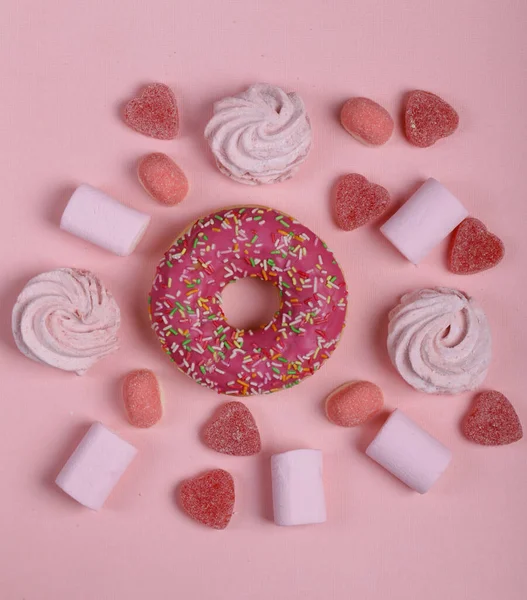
[122, 369, 163, 428]
[340, 97, 394, 146]
[138, 153, 189, 206]
[325, 381, 384, 427]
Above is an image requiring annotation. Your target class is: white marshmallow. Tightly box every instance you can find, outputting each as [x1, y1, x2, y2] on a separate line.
[55, 422, 137, 510]
[61, 184, 150, 256]
[366, 409, 452, 494]
[271, 449, 326, 526]
[380, 178, 468, 264]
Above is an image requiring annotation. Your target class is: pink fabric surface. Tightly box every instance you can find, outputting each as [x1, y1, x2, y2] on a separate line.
[0, 1, 526, 599]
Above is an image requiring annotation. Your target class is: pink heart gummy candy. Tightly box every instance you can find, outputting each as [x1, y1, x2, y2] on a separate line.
[334, 173, 390, 231]
[405, 90, 459, 148]
[179, 469, 235, 530]
[203, 401, 261, 456]
[449, 217, 505, 274]
[123, 83, 179, 140]
[462, 391, 523, 446]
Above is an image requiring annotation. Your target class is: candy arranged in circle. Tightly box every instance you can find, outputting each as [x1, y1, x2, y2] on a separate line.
[12, 268, 120, 375]
[334, 173, 391, 231]
[122, 369, 163, 428]
[204, 83, 312, 185]
[449, 217, 505, 274]
[138, 153, 189, 206]
[404, 90, 459, 148]
[179, 469, 235, 529]
[340, 97, 394, 146]
[149, 206, 348, 395]
[387, 287, 491, 394]
[325, 381, 384, 427]
[203, 401, 261, 455]
[462, 391, 523, 446]
[123, 83, 179, 140]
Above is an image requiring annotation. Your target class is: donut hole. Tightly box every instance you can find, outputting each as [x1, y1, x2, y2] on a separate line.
[221, 277, 281, 330]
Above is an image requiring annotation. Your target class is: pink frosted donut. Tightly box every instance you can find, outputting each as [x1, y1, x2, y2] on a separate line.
[149, 206, 348, 395]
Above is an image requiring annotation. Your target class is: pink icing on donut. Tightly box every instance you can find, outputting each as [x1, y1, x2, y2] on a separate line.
[149, 206, 348, 395]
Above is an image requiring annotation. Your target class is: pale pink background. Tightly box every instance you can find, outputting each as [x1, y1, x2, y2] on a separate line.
[1, 1, 526, 599]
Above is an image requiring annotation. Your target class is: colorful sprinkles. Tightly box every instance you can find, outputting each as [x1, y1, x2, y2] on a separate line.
[149, 206, 348, 395]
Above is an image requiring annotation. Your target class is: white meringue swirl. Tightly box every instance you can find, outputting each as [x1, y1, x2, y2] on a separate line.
[204, 82, 312, 185]
[387, 287, 491, 394]
[12, 268, 120, 375]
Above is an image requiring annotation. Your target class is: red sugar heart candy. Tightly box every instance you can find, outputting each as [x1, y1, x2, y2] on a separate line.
[123, 83, 179, 140]
[203, 401, 261, 456]
[462, 391, 523, 446]
[179, 469, 235, 530]
[334, 173, 390, 231]
[449, 217, 505, 274]
[405, 90, 459, 148]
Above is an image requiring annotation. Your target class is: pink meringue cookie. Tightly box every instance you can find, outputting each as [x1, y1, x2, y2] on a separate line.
[204, 83, 312, 185]
[12, 268, 120, 375]
[387, 288, 491, 394]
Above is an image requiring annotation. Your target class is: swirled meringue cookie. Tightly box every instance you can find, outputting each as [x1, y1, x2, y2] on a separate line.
[204, 83, 312, 185]
[12, 268, 120, 375]
[387, 288, 491, 394]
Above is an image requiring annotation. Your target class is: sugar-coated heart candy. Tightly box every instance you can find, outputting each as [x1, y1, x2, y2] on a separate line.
[449, 217, 505, 274]
[179, 469, 235, 530]
[405, 90, 459, 148]
[122, 369, 163, 428]
[203, 401, 261, 456]
[340, 97, 394, 146]
[462, 391, 523, 446]
[334, 173, 390, 231]
[123, 83, 179, 140]
[325, 381, 384, 427]
[138, 153, 189, 206]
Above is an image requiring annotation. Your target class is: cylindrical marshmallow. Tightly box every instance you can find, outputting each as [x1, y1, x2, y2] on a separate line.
[366, 409, 452, 494]
[380, 178, 468, 264]
[271, 449, 326, 526]
[55, 422, 137, 510]
[60, 184, 151, 256]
